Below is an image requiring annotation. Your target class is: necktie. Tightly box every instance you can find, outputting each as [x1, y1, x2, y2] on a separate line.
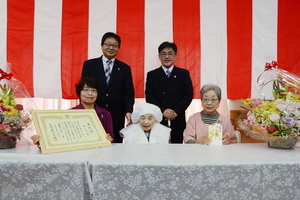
[166, 69, 170, 78]
[105, 60, 112, 84]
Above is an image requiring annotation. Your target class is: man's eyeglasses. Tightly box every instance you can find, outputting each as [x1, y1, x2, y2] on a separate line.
[104, 43, 119, 49]
[202, 99, 219, 103]
[160, 52, 175, 57]
[82, 88, 97, 94]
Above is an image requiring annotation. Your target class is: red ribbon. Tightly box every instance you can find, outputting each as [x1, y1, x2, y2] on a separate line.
[0, 69, 13, 80]
[264, 61, 278, 70]
[257, 61, 278, 86]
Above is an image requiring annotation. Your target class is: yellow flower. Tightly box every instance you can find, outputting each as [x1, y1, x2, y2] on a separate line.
[4, 106, 18, 116]
[242, 98, 251, 105]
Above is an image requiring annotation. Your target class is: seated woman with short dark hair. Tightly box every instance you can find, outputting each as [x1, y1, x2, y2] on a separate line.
[31, 77, 113, 148]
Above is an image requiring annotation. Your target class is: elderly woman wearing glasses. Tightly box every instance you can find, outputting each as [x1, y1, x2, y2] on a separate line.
[120, 103, 171, 143]
[183, 84, 237, 145]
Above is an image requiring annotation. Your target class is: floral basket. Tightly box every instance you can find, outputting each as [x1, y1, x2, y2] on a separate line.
[0, 135, 17, 149]
[237, 61, 300, 149]
[267, 137, 298, 149]
[0, 63, 31, 149]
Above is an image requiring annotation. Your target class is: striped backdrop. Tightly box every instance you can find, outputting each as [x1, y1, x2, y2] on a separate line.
[0, 0, 300, 100]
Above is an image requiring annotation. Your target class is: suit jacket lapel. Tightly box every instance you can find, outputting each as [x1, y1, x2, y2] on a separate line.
[157, 67, 170, 89]
[168, 66, 177, 80]
[97, 56, 108, 87]
[159, 66, 177, 88]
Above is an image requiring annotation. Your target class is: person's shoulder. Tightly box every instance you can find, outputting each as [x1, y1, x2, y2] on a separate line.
[114, 58, 131, 68]
[174, 66, 190, 73]
[147, 67, 162, 74]
[94, 104, 110, 114]
[155, 123, 171, 131]
[71, 104, 83, 110]
[189, 112, 201, 119]
[84, 56, 102, 65]
[120, 123, 140, 134]
[86, 56, 102, 62]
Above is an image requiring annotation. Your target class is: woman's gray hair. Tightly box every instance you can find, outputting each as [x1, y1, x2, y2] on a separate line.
[200, 84, 221, 100]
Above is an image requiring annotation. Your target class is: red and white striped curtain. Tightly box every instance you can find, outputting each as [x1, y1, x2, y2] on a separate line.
[1, 0, 300, 100]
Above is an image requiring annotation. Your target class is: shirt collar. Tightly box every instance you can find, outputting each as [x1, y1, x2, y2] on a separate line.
[103, 56, 115, 63]
[162, 65, 174, 73]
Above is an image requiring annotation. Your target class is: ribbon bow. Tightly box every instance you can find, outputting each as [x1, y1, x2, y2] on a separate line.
[0, 69, 13, 80]
[257, 61, 278, 86]
[264, 61, 278, 70]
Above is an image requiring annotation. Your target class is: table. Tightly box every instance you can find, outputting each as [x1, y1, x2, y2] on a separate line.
[88, 143, 300, 200]
[0, 143, 98, 200]
[1, 143, 300, 200]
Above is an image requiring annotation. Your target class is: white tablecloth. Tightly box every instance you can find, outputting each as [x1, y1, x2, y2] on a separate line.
[88, 143, 300, 200]
[1, 143, 300, 200]
[0, 143, 98, 200]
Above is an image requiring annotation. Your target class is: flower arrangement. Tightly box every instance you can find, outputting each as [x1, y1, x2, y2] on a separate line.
[0, 84, 31, 140]
[238, 61, 300, 148]
[241, 96, 300, 139]
[269, 61, 300, 101]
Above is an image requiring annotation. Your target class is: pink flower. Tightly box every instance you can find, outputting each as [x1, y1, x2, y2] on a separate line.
[0, 124, 10, 133]
[19, 114, 31, 126]
[247, 113, 256, 123]
[243, 119, 253, 125]
[251, 99, 261, 107]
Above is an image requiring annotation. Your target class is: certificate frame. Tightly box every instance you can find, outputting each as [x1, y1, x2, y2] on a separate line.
[31, 109, 111, 154]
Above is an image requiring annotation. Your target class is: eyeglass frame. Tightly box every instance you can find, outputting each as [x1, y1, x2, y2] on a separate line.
[201, 98, 219, 104]
[103, 43, 119, 49]
[82, 88, 98, 94]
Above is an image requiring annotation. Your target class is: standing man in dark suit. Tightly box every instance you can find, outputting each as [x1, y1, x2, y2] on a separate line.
[145, 42, 193, 143]
[81, 32, 134, 143]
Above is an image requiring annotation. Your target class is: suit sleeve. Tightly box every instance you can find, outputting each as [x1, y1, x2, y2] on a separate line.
[122, 66, 135, 114]
[172, 70, 193, 115]
[145, 71, 167, 112]
[81, 60, 90, 78]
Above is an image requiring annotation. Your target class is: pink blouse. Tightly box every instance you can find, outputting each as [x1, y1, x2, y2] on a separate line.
[183, 112, 237, 144]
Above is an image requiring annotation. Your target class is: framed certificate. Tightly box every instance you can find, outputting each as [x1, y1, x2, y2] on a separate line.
[31, 109, 111, 154]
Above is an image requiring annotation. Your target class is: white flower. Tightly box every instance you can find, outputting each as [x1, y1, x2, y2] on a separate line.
[275, 99, 285, 104]
[247, 113, 256, 122]
[269, 113, 280, 122]
[276, 104, 286, 112]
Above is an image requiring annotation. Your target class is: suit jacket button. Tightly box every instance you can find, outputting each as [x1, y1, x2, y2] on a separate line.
[106, 104, 109, 107]
[106, 94, 109, 96]
[162, 92, 165, 94]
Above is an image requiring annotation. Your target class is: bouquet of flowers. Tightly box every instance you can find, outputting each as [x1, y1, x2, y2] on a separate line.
[0, 63, 32, 149]
[238, 61, 300, 148]
[0, 84, 31, 140]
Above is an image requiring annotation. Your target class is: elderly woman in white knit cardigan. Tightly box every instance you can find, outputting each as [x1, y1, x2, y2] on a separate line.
[120, 103, 171, 143]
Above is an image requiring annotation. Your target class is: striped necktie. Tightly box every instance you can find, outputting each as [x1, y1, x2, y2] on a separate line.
[166, 69, 170, 78]
[105, 60, 112, 84]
